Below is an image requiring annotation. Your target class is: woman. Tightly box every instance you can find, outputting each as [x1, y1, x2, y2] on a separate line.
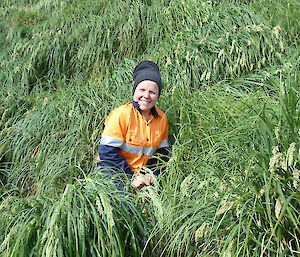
[98, 60, 169, 189]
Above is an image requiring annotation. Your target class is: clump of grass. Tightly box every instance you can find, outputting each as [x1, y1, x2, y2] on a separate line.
[250, 0, 300, 48]
[1, 174, 147, 257]
[151, 3, 285, 92]
[1, 79, 114, 195]
[1, 0, 286, 94]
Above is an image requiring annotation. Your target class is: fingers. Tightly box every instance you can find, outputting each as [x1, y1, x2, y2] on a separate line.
[131, 174, 154, 189]
[131, 175, 145, 188]
[143, 174, 153, 186]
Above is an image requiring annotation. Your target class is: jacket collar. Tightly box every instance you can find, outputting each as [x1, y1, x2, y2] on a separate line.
[132, 100, 159, 118]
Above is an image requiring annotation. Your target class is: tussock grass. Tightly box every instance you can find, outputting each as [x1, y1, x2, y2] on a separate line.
[250, 0, 300, 48]
[0, 0, 299, 256]
[1, 175, 146, 257]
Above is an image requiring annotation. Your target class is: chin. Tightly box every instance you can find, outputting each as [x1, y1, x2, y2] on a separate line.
[139, 103, 152, 110]
[140, 107, 151, 112]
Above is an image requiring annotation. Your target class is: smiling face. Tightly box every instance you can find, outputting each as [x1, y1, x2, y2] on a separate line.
[133, 80, 159, 116]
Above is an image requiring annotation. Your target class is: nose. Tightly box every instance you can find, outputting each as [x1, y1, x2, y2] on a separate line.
[143, 90, 150, 98]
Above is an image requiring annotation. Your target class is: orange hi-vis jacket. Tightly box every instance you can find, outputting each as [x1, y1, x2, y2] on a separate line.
[99, 101, 169, 174]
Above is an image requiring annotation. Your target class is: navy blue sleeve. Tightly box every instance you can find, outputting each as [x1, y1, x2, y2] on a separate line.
[99, 145, 134, 179]
[146, 147, 170, 176]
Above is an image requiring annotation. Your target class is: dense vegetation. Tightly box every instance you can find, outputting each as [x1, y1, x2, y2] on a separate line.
[0, 0, 299, 256]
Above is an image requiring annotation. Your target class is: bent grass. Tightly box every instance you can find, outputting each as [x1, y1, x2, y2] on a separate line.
[0, 0, 299, 256]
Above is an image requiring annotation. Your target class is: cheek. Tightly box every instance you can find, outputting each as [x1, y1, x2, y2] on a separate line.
[152, 95, 158, 102]
[133, 92, 140, 101]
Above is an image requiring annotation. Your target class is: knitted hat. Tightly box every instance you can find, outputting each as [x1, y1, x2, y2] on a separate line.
[133, 60, 162, 95]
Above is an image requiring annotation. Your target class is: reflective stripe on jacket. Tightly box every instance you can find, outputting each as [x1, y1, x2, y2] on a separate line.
[99, 101, 169, 173]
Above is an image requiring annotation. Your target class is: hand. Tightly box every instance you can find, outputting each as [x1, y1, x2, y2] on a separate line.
[131, 175, 146, 189]
[143, 174, 153, 186]
[131, 174, 153, 189]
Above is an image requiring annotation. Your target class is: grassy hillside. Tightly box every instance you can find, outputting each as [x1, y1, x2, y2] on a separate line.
[0, 0, 299, 256]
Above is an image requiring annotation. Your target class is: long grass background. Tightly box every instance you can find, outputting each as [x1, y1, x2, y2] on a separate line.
[0, 0, 299, 256]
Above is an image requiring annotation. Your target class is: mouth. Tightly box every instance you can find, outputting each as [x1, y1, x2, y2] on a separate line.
[139, 99, 151, 104]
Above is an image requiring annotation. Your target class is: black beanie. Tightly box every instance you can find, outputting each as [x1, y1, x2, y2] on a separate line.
[133, 60, 162, 95]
